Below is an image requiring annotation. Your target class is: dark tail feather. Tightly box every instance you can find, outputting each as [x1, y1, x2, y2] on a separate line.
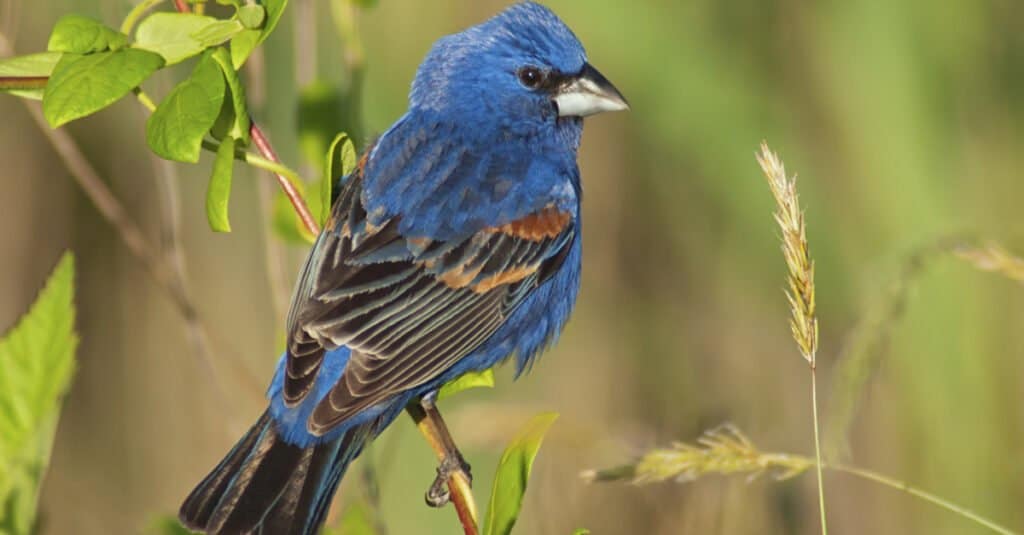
[180, 410, 371, 535]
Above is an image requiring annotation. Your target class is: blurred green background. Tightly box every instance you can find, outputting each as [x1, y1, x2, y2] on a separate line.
[2, 0, 1024, 533]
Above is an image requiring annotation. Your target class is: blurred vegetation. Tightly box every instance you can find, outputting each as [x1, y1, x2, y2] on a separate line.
[1, 0, 1024, 534]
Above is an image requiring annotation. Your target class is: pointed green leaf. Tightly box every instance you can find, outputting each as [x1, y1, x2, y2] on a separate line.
[0, 52, 62, 100]
[228, 0, 286, 68]
[42, 49, 164, 128]
[0, 252, 77, 535]
[237, 5, 267, 29]
[299, 82, 344, 168]
[437, 369, 495, 402]
[321, 500, 381, 535]
[146, 52, 225, 162]
[321, 132, 356, 225]
[484, 413, 559, 535]
[133, 13, 222, 66]
[208, 47, 250, 144]
[191, 20, 244, 48]
[229, 29, 260, 70]
[47, 15, 127, 54]
[207, 137, 235, 232]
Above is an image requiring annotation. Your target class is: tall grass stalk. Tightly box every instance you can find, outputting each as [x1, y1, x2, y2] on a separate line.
[756, 143, 826, 534]
[582, 425, 1019, 535]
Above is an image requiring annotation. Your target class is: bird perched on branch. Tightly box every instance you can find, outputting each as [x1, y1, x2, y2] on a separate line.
[179, 2, 627, 533]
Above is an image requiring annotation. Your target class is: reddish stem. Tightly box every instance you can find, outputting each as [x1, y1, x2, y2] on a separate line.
[250, 123, 321, 236]
[0, 76, 48, 90]
[173, 0, 190, 13]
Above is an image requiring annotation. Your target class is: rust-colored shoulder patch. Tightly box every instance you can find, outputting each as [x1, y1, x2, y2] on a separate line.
[496, 207, 571, 241]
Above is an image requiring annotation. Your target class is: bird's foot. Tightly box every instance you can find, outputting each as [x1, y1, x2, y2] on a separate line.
[425, 453, 473, 508]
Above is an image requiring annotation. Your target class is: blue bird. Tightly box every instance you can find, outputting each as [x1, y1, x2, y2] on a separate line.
[179, 2, 627, 533]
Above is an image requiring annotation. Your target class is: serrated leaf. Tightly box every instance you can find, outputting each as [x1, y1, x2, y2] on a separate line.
[191, 20, 244, 47]
[237, 5, 266, 29]
[207, 137, 235, 232]
[0, 253, 77, 535]
[208, 47, 250, 144]
[133, 13, 222, 66]
[47, 15, 127, 54]
[146, 52, 225, 162]
[484, 413, 559, 535]
[437, 369, 495, 402]
[43, 49, 164, 128]
[321, 132, 356, 225]
[0, 52, 62, 100]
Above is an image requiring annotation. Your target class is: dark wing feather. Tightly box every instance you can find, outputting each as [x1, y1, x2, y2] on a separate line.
[282, 169, 574, 436]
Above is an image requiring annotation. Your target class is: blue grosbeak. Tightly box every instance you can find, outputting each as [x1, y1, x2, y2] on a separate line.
[179, 2, 627, 533]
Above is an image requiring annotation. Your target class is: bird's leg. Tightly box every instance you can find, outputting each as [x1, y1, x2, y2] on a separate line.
[407, 392, 477, 523]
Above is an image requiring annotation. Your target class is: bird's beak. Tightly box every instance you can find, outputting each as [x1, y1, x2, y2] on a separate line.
[554, 63, 630, 118]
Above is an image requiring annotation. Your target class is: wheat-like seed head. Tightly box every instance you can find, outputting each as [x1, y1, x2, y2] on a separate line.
[581, 424, 813, 485]
[954, 241, 1024, 283]
[757, 143, 818, 366]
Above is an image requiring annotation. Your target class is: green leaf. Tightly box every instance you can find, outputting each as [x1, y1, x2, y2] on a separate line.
[229, 0, 287, 68]
[229, 29, 260, 70]
[0, 52, 62, 100]
[571, 530, 591, 535]
[208, 47, 250, 144]
[298, 81, 345, 169]
[146, 52, 225, 162]
[133, 13, 222, 66]
[0, 253, 77, 535]
[145, 515, 200, 535]
[437, 369, 495, 402]
[47, 15, 127, 54]
[192, 20, 244, 48]
[43, 49, 164, 128]
[321, 132, 357, 225]
[322, 500, 381, 535]
[207, 137, 235, 232]
[237, 5, 266, 30]
[484, 413, 559, 535]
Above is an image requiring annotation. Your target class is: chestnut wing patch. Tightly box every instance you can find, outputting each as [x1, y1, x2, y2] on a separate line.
[282, 173, 574, 436]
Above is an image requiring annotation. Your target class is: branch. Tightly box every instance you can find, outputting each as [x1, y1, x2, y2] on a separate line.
[407, 403, 480, 535]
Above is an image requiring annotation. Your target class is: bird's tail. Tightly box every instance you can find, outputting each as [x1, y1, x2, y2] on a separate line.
[179, 409, 371, 535]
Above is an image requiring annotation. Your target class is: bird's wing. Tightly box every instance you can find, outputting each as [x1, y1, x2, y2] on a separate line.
[283, 169, 575, 435]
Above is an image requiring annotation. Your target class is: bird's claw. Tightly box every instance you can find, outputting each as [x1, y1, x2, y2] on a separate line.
[424, 454, 472, 508]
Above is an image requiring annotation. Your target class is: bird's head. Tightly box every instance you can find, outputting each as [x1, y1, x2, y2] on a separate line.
[409, 2, 628, 132]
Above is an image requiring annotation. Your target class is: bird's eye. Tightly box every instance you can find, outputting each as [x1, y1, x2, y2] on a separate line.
[517, 66, 544, 89]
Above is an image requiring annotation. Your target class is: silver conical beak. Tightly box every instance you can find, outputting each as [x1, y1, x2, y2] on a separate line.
[554, 63, 630, 118]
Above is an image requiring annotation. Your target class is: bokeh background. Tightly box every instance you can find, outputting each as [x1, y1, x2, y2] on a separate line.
[3, 0, 1024, 533]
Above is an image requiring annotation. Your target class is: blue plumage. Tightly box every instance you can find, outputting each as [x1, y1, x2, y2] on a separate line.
[179, 3, 626, 534]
